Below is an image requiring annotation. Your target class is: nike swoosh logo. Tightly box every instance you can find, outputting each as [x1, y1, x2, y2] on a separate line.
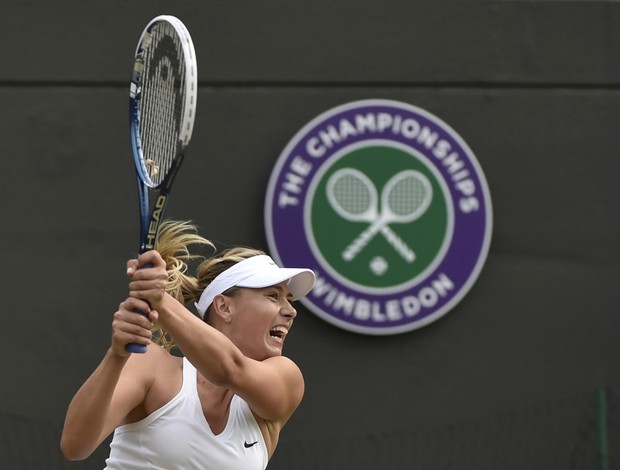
[244, 440, 259, 448]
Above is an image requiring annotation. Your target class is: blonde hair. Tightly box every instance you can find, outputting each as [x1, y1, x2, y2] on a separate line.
[153, 219, 264, 351]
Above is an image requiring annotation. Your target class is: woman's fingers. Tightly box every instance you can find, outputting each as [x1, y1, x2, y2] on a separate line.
[110, 299, 159, 356]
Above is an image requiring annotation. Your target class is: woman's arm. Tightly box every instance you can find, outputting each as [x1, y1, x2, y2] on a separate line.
[60, 299, 159, 460]
[160, 293, 304, 421]
[128, 251, 304, 425]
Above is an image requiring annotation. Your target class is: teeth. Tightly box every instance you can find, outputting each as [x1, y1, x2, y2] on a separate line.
[270, 326, 289, 337]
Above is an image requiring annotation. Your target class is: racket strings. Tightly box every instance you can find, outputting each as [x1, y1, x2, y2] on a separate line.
[332, 174, 374, 216]
[387, 176, 428, 216]
[138, 22, 187, 185]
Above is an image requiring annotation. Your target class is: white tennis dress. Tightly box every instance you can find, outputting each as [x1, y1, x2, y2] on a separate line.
[104, 357, 268, 470]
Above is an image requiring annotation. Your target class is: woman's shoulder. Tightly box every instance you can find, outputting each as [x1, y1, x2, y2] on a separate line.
[144, 344, 183, 375]
[124, 344, 182, 390]
[126, 342, 181, 367]
[137, 345, 184, 414]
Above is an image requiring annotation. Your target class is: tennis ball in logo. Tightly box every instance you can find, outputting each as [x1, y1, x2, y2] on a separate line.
[370, 256, 389, 276]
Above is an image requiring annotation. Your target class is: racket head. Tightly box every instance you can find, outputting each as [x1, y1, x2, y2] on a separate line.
[326, 168, 378, 222]
[129, 15, 198, 189]
[382, 170, 433, 223]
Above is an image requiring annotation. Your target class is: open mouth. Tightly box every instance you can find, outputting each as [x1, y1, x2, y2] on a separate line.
[269, 326, 289, 342]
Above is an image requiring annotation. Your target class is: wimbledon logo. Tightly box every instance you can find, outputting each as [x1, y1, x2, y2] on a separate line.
[264, 99, 492, 335]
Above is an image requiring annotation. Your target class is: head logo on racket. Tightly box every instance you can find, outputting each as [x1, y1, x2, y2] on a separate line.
[265, 99, 492, 335]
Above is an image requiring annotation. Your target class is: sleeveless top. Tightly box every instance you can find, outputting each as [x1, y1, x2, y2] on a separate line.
[104, 357, 268, 469]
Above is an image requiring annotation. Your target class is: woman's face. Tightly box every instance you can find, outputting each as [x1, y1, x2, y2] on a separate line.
[222, 281, 298, 360]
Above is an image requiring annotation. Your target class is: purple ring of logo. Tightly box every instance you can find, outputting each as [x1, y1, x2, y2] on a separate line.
[265, 99, 492, 335]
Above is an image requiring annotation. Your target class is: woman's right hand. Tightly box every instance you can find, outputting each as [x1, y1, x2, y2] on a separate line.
[127, 250, 169, 311]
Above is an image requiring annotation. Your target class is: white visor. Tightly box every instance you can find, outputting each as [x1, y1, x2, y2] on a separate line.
[195, 255, 315, 319]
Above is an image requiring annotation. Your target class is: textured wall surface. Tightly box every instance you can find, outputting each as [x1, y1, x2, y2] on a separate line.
[1, 1, 619, 468]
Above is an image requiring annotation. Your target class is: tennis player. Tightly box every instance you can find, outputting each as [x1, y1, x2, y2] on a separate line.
[61, 220, 315, 469]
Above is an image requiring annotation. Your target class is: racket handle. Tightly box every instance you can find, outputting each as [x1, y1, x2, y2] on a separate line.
[342, 222, 382, 261]
[126, 342, 147, 354]
[381, 226, 416, 263]
[125, 261, 154, 354]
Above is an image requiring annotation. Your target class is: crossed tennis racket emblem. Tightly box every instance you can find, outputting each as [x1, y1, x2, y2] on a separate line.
[326, 168, 433, 263]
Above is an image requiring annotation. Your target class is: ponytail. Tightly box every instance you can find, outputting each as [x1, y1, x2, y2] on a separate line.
[152, 220, 214, 350]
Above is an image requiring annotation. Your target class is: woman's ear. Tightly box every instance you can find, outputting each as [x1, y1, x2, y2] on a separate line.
[211, 294, 233, 324]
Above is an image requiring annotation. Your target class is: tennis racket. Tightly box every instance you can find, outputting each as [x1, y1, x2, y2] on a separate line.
[127, 15, 198, 353]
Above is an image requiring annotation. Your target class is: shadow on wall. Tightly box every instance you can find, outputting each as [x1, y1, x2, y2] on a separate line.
[0, 411, 109, 470]
[3, 387, 616, 470]
[271, 387, 617, 470]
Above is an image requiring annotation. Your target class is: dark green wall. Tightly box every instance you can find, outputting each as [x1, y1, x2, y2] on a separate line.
[2, 1, 619, 468]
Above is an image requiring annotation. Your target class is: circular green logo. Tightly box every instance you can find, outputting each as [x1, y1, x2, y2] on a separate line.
[307, 141, 450, 292]
[265, 99, 492, 335]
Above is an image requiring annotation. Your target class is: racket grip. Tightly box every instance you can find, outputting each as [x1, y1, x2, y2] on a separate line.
[126, 307, 150, 354]
[342, 223, 382, 261]
[125, 260, 154, 354]
[126, 342, 147, 354]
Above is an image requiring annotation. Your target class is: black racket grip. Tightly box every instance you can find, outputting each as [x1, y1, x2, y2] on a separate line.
[126, 261, 154, 354]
